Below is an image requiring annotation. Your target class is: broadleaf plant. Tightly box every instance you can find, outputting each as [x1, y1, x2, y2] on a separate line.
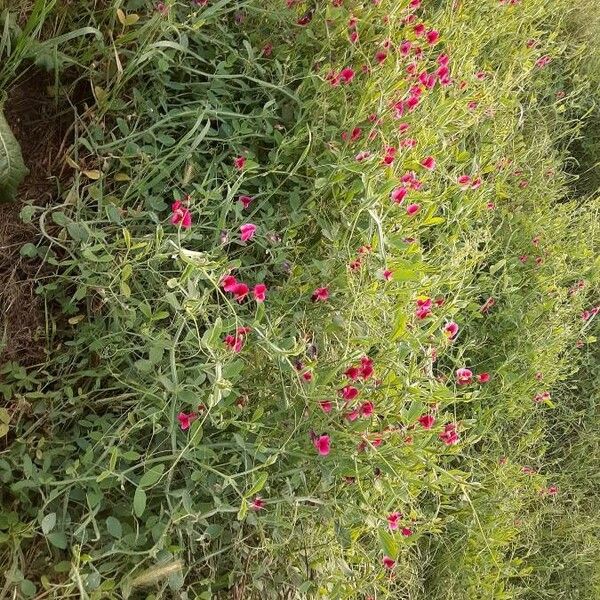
[0, 100, 28, 202]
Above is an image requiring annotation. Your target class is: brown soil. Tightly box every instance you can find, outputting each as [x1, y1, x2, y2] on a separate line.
[0, 68, 75, 366]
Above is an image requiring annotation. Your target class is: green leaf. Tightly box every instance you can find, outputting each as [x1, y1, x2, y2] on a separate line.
[47, 531, 68, 549]
[41, 512, 56, 534]
[139, 464, 165, 488]
[245, 472, 268, 498]
[106, 516, 122, 538]
[0, 106, 29, 202]
[133, 487, 146, 517]
[378, 529, 398, 559]
[406, 400, 425, 423]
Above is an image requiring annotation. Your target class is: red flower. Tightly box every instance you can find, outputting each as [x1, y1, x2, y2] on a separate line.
[297, 12, 312, 26]
[387, 512, 402, 531]
[375, 50, 388, 64]
[301, 370, 313, 382]
[350, 127, 362, 141]
[418, 414, 435, 429]
[359, 356, 374, 379]
[406, 203, 420, 216]
[224, 334, 244, 353]
[456, 368, 473, 385]
[443, 321, 459, 339]
[253, 283, 267, 302]
[171, 201, 192, 229]
[240, 223, 257, 242]
[312, 287, 330, 302]
[344, 366, 360, 380]
[400, 40, 412, 55]
[359, 401, 374, 417]
[426, 29, 440, 44]
[421, 156, 436, 170]
[383, 269, 393, 281]
[382, 556, 396, 569]
[232, 282, 250, 302]
[314, 434, 331, 455]
[250, 496, 265, 510]
[319, 400, 333, 413]
[477, 372, 490, 383]
[401, 527, 413, 537]
[340, 385, 359, 401]
[439, 422, 459, 445]
[415, 297, 432, 320]
[340, 67, 355, 84]
[177, 411, 197, 431]
[346, 409, 360, 422]
[234, 156, 246, 170]
[414, 23, 425, 36]
[262, 43, 273, 57]
[221, 275, 238, 292]
[239, 194, 253, 209]
[391, 187, 408, 204]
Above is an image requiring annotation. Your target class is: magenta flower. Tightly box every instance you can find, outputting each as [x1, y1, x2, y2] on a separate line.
[234, 156, 246, 170]
[240, 223, 257, 242]
[177, 411, 197, 431]
[319, 400, 333, 413]
[456, 368, 473, 385]
[224, 334, 244, 353]
[401, 527, 413, 537]
[232, 282, 249, 302]
[443, 321, 459, 339]
[345, 409, 360, 422]
[414, 23, 425, 35]
[391, 187, 408, 204]
[383, 269, 393, 281]
[344, 366, 360, 380]
[387, 512, 402, 531]
[339, 67, 355, 84]
[171, 201, 192, 229]
[221, 275, 238, 292]
[359, 356, 374, 379]
[359, 401, 374, 417]
[421, 156, 436, 170]
[253, 283, 267, 303]
[406, 203, 421, 216]
[250, 496, 265, 510]
[355, 151, 371, 162]
[375, 50, 388, 64]
[340, 385, 359, 401]
[415, 297, 432, 320]
[477, 372, 490, 383]
[239, 194, 253, 209]
[314, 434, 331, 456]
[382, 556, 396, 569]
[312, 287, 330, 302]
[426, 29, 440, 44]
[439, 422, 459, 445]
[418, 414, 435, 429]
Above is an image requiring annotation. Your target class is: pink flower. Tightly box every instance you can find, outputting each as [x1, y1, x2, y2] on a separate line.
[360, 356, 374, 379]
[382, 556, 396, 570]
[406, 203, 420, 216]
[443, 321, 459, 339]
[414, 23, 426, 36]
[546, 484, 558, 496]
[253, 283, 267, 303]
[391, 187, 408, 204]
[232, 282, 249, 302]
[415, 297, 432, 320]
[239, 194, 253, 209]
[426, 29, 440, 44]
[177, 411, 197, 430]
[319, 400, 333, 413]
[340, 385, 359, 401]
[387, 512, 402, 531]
[312, 286, 329, 302]
[359, 401, 374, 417]
[250, 496, 265, 510]
[234, 156, 246, 170]
[350, 127, 362, 141]
[477, 372, 490, 383]
[301, 370, 313, 382]
[339, 67, 355, 84]
[439, 422, 459, 445]
[421, 156, 436, 170]
[262, 43, 273, 57]
[401, 527, 413, 537]
[346, 409, 360, 422]
[344, 366, 360, 380]
[355, 151, 371, 162]
[375, 50, 388, 64]
[221, 275, 238, 292]
[240, 223, 257, 242]
[418, 414, 435, 429]
[224, 334, 244, 353]
[171, 201, 192, 229]
[314, 434, 331, 456]
[456, 368, 473, 385]
[383, 269, 393, 281]
[457, 175, 471, 189]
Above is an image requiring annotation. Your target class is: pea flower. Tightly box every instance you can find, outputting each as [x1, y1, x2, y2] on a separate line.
[171, 201, 192, 229]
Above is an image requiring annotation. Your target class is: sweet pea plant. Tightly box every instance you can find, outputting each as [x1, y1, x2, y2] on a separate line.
[0, 0, 599, 598]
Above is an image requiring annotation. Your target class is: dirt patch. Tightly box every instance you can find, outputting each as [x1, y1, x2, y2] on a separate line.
[0, 68, 75, 365]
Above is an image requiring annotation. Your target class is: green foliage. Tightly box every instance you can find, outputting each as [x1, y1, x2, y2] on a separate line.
[0, 0, 598, 598]
[0, 103, 28, 202]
